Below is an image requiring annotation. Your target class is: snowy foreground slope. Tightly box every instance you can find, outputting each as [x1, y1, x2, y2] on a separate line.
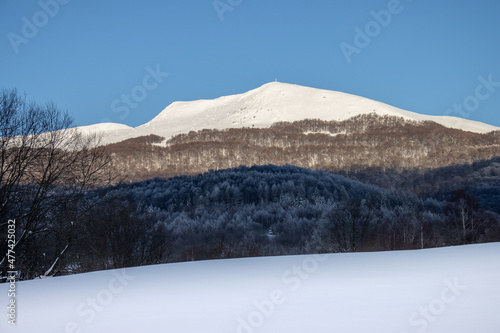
[2, 243, 500, 333]
[78, 82, 500, 145]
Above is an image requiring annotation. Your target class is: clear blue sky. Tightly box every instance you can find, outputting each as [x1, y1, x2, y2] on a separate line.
[2, 0, 500, 128]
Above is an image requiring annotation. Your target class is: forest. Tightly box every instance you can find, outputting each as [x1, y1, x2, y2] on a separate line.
[5, 163, 500, 280]
[105, 114, 500, 181]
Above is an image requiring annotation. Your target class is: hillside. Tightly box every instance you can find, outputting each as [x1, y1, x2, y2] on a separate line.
[105, 114, 500, 182]
[2, 243, 499, 332]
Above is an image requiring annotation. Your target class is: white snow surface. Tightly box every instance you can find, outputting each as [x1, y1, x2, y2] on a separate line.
[2, 243, 499, 332]
[75, 82, 500, 145]
[73, 123, 137, 143]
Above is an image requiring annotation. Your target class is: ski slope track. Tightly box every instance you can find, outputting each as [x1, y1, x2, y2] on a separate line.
[76, 82, 500, 145]
[1, 243, 499, 332]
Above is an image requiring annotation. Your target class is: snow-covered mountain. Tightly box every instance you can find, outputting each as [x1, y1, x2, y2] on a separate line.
[77, 82, 500, 145]
[2, 243, 499, 332]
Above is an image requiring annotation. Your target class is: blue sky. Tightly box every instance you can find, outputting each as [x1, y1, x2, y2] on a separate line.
[1, 0, 500, 128]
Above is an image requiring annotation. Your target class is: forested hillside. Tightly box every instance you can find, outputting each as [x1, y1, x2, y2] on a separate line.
[7, 164, 499, 280]
[343, 156, 500, 214]
[105, 114, 500, 182]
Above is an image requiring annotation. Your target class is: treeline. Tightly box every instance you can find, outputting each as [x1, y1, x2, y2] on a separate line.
[105, 114, 500, 182]
[7, 164, 500, 280]
[341, 156, 500, 214]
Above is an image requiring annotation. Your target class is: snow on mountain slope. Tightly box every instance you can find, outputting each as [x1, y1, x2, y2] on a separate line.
[140, 82, 499, 136]
[73, 123, 137, 144]
[77, 82, 500, 145]
[2, 243, 499, 333]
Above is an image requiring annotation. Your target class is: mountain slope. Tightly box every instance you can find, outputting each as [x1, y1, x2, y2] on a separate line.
[77, 82, 500, 145]
[141, 82, 498, 135]
[106, 115, 500, 181]
[73, 123, 136, 143]
[2, 243, 499, 332]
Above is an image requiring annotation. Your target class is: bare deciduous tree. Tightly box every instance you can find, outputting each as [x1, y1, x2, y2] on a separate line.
[0, 89, 112, 280]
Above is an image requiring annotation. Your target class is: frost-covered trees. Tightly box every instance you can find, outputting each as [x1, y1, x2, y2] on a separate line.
[5, 162, 500, 280]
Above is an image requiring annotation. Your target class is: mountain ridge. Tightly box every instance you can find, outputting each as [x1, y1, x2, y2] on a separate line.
[76, 82, 500, 145]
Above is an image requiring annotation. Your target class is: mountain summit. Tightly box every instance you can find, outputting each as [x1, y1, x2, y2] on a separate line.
[77, 82, 500, 145]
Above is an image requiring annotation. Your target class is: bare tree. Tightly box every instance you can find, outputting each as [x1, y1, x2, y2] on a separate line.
[321, 199, 374, 252]
[0, 89, 112, 280]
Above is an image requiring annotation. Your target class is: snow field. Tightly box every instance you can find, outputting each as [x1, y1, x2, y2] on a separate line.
[1, 243, 499, 332]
